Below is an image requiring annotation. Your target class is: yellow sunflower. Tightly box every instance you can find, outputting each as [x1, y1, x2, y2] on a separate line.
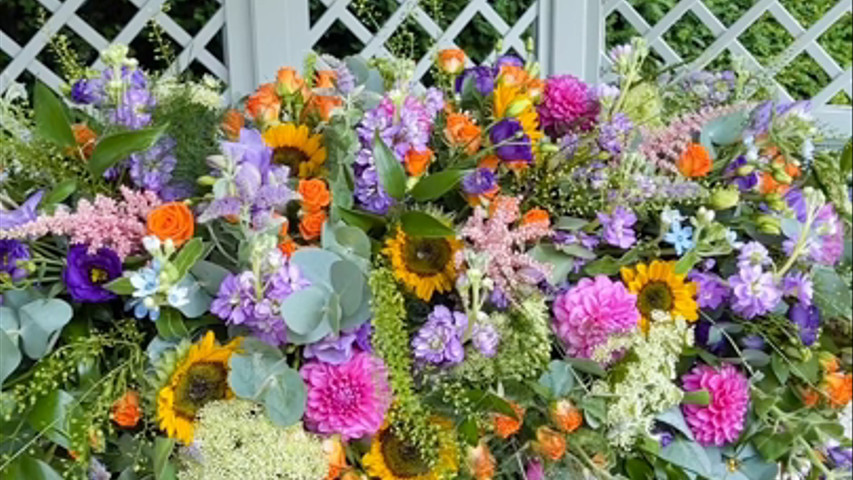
[363, 418, 459, 480]
[157, 331, 242, 444]
[262, 123, 327, 178]
[383, 229, 461, 302]
[621, 260, 699, 332]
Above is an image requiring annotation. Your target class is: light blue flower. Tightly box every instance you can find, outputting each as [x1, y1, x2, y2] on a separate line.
[126, 296, 160, 321]
[664, 221, 695, 256]
[130, 259, 162, 298]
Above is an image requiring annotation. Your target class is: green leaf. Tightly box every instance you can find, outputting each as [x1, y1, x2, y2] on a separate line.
[681, 389, 711, 406]
[400, 211, 455, 238]
[336, 205, 386, 231]
[581, 396, 606, 429]
[153, 437, 176, 480]
[753, 431, 794, 462]
[34, 82, 75, 148]
[172, 238, 204, 279]
[458, 417, 479, 445]
[28, 389, 74, 448]
[529, 244, 575, 285]
[584, 255, 621, 276]
[554, 216, 589, 231]
[88, 123, 169, 177]
[770, 353, 789, 384]
[8, 456, 63, 480]
[18, 299, 73, 359]
[792, 355, 820, 384]
[409, 169, 469, 201]
[281, 286, 328, 336]
[626, 458, 655, 480]
[656, 407, 696, 441]
[0, 329, 21, 386]
[41, 179, 77, 209]
[464, 390, 519, 419]
[330, 260, 365, 316]
[658, 437, 713, 477]
[155, 308, 189, 339]
[372, 132, 406, 200]
[840, 138, 852, 174]
[674, 250, 700, 275]
[539, 360, 575, 397]
[190, 260, 232, 296]
[566, 357, 606, 377]
[555, 243, 597, 260]
[811, 266, 852, 320]
[105, 277, 135, 295]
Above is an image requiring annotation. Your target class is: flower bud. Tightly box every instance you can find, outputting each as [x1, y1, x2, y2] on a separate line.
[764, 193, 786, 211]
[550, 399, 583, 433]
[709, 188, 740, 210]
[467, 442, 496, 480]
[505, 98, 533, 117]
[197, 175, 217, 186]
[756, 215, 782, 235]
[206, 154, 229, 171]
[275, 67, 304, 96]
[533, 426, 566, 461]
[772, 169, 793, 185]
[437, 48, 466, 75]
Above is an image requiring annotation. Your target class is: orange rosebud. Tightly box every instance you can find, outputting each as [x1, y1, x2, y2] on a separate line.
[315, 70, 337, 89]
[276, 67, 304, 95]
[245, 83, 281, 124]
[801, 388, 820, 408]
[405, 148, 433, 177]
[493, 402, 525, 439]
[550, 399, 582, 433]
[299, 209, 327, 240]
[324, 436, 347, 480]
[759, 159, 800, 195]
[222, 109, 245, 141]
[444, 112, 482, 155]
[488, 196, 520, 220]
[522, 208, 550, 228]
[437, 48, 466, 75]
[298, 178, 331, 212]
[147, 202, 195, 247]
[824, 372, 853, 408]
[305, 95, 343, 121]
[534, 427, 566, 462]
[677, 143, 712, 178]
[527, 78, 545, 101]
[71, 123, 97, 159]
[498, 65, 529, 87]
[820, 354, 840, 374]
[278, 237, 297, 257]
[467, 442, 496, 480]
[111, 391, 141, 428]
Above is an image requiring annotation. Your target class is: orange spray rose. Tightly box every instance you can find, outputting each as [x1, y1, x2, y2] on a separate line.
[493, 402, 525, 439]
[147, 202, 195, 247]
[315, 70, 338, 89]
[677, 143, 712, 178]
[437, 48, 466, 75]
[405, 148, 433, 177]
[245, 83, 281, 124]
[111, 391, 142, 428]
[71, 124, 97, 159]
[299, 210, 327, 240]
[550, 399, 583, 433]
[276, 67, 305, 95]
[298, 179, 332, 212]
[535, 427, 567, 461]
[444, 112, 482, 155]
[222, 109, 245, 140]
[522, 208, 550, 228]
[467, 442, 496, 480]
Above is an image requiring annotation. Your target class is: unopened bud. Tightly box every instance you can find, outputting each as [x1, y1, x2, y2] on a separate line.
[736, 165, 755, 176]
[505, 98, 532, 117]
[709, 188, 739, 210]
[756, 215, 782, 235]
[197, 175, 217, 186]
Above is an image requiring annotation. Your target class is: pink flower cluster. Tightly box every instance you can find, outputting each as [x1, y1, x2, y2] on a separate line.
[0, 186, 160, 260]
[552, 275, 639, 359]
[538, 74, 597, 136]
[300, 352, 392, 441]
[456, 197, 551, 300]
[681, 364, 750, 446]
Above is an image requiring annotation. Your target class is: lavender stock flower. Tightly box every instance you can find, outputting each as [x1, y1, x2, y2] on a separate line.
[472, 323, 500, 358]
[689, 271, 730, 310]
[728, 266, 781, 319]
[411, 305, 467, 365]
[598, 206, 637, 249]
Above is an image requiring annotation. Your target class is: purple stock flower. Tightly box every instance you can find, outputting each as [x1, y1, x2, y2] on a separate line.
[70, 78, 104, 105]
[462, 168, 496, 195]
[63, 245, 123, 303]
[411, 305, 467, 365]
[128, 136, 177, 193]
[598, 113, 632, 155]
[0, 190, 43, 230]
[689, 271, 731, 310]
[0, 239, 30, 281]
[455, 66, 495, 96]
[737, 242, 771, 270]
[111, 87, 155, 129]
[782, 271, 813, 306]
[728, 266, 782, 319]
[783, 204, 845, 267]
[788, 303, 820, 346]
[472, 323, 500, 358]
[489, 118, 533, 164]
[304, 330, 359, 365]
[489, 287, 509, 310]
[598, 206, 637, 249]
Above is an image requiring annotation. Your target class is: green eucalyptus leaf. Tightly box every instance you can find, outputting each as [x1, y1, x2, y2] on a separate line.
[89, 123, 169, 177]
[105, 277, 135, 295]
[190, 260, 232, 296]
[372, 133, 406, 200]
[409, 169, 470, 201]
[290, 248, 340, 286]
[539, 360, 575, 397]
[18, 299, 73, 359]
[0, 329, 22, 386]
[227, 351, 305, 427]
[529, 244, 575, 285]
[34, 82, 75, 148]
[156, 307, 189, 339]
[700, 110, 748, 159]
[330, 260, 365, 316]
[174, 276, 212, 319]
[566, 357, 606, 377]
[555, 243, 597, 260]
[260, 364, 306, 427]
[657, 437, 713, 477]
[655, 407, 696, 442]
[400, 211, 455, 238]
[281, 286, 328, 335]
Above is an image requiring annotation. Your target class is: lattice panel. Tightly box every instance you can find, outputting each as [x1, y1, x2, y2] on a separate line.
[0, 0, 228, 94]
[602, 0, 853, 110]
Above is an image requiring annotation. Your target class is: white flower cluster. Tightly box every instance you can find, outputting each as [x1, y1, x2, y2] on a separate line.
[154, 74, 223, 109]
[179, 399, 328, 480]
[591, 311, 695, 449]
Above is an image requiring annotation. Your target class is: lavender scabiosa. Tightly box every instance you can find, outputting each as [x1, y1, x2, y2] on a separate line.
[598, 206, 637, 249]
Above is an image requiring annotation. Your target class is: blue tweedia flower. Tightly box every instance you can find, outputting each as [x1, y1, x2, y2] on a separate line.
[663, 221, 694, 256]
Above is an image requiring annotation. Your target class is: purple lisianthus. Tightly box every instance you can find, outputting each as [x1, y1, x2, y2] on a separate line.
[462, 168, 497, 195]
[788, 303, 820, 346]
[689, 271, 730, 310]
[0, 239, 30, 281]
[723, 156, 759, 192]
[304, 329, 359, 365]
[411, 305, 467, 365]
[598, 206, 637, 249]
[0, 190, 43, 230]
[827, 445, 853, 471]
[728, 266, 782, 319]
[63, 245, 123, 303]
[70, 78, 104, 105]
[355, 321, 373, 353]
[455, 66, 495, 96]
[782, 271, 813, 306]
[472, 323, 500, 358]
[489, 118, 533, 164]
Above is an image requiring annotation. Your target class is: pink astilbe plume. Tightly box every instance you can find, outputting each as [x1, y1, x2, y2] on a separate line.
[0, 186, 160, 260]
[456, 197, 552, 300]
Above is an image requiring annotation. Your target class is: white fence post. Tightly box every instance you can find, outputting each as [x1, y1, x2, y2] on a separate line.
[537, 0, 602, 82]
[224, 0, 311, 104]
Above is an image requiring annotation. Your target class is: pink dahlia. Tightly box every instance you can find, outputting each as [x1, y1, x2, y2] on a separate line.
[538, 75, 596, 136]
[300, 351, 392, 440]
[552, 275, 639, 359]
[681, 364, 750, 446]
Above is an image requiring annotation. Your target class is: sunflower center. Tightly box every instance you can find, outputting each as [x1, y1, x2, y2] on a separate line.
[637, 281, 674, 317]
[89, 267, 109, 284]
[380, 429, 432, 477]
[173, 362, 229, 419]
[273, 146, 310, 172]
[402, 237, 452, 277]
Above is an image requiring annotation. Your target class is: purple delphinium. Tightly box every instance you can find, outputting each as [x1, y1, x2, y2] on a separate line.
[455, 66, 495, 96]
[598, 206, 637, 249]
[411, 305, 467, 365]
[472, 323, 500, 358]
[462, 168, 497, 195]
[782, 271, 813, 306]
[597, 113, 632, 155]
[689, 271, 731, 310]
[728, 266, 782, 319]
[788, 303, 820, 346]
[723, 156, 760, 192]
[304, 329, 359, 365]
[489, 118, 533, 164]
[737, 242, 771, 271]
[63, 245, 123, 303]
[0, 239, 30, 281]
[128, 137, 177, 193]
[0, 190, 43, 230]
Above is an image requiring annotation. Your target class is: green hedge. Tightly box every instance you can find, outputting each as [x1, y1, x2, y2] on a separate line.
[1, 0, 849, 103]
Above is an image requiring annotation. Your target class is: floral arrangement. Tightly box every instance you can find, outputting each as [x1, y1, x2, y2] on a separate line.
[1, 38, 851, 480]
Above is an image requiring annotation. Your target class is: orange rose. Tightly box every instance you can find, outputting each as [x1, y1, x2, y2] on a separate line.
[498, 65, 529, 87]
[444, 112, 482, 155]
[111, 391, 141, 428]
[824, 372, 853, 408]
[324, 436, 347, 480]
[467, 442, 496, 480]
[550, 399, 582, 433]
[405, 148, 433, 177]
[315, 70, 337, 89]
[534, 427, 567, 462]
[300, 209, 327, 240]
[801, 388, 820, 408]
[245, 83, 281, 124]
[437, 48, 466, 75]
[522, 208, 550, 228]
[222, 108, 245, 141]
[305, 95, 343, 121]
[71, 123, 97, 159]
[493, 402, 524, 439]
[147, 202, 195, 247]
[677, 143, 712, 178]
[298, 178, 331, 212]
[276, 67, 304, 95]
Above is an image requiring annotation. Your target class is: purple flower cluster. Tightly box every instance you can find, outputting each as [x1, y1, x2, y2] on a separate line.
[597, 113, 633, 155]
[678, 71, 737, 106]
[598, 206, 637, 249]
[783, 203, 844, 267]
[211, 258, 311, 346]
[462, 168, 497, 195]
[0, 190, 43, 230]
[353, 91, 444, 214]
[453, 55, 522, 96]
[788, 303, 820, 346]
[728, 265, 781, 319]
[748, 100, 811, 136]
[71, 67, 154, 130]
[411, 305, 500, 365]
[723, 156, 759, 192]
[689, 271, 731, 310]
[0, 239, 30, 281]
[782, 271, 813, 306]
[128, 137, 177, 194]
[304, 322, 372, 365]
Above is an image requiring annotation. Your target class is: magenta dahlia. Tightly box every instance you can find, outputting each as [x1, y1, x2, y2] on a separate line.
[681, 364, 750, 446]
[552, 275, 639, 359]
[300, 351, 392, 440]
[538, 74, 597, 136]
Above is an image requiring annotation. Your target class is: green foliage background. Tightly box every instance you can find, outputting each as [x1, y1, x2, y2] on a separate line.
[1, 0, 850, 103]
